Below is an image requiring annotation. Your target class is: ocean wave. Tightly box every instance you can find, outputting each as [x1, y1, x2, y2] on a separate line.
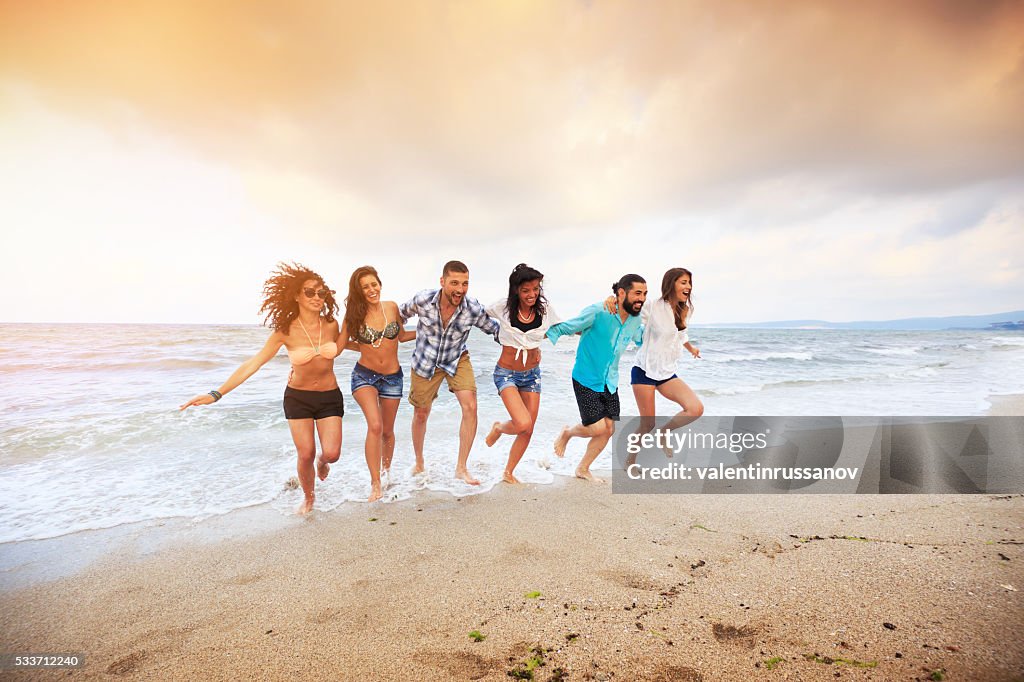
[706, 351, 815, 363]
[700, 374, 879, 396]
[990, 336, 1024, 350]
[862, 346, 921, 356]
[0, 358, 227, 373]
[700, 384, 765, 396]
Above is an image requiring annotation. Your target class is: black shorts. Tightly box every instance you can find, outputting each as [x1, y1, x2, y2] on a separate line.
[572, 379, 620, 427]
[283, 386, 345, 420]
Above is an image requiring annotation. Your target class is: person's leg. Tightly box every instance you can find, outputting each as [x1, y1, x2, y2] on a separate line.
[486, 384, 533, 446]
[379, 397, 401, 475]
[288, 418, 318, 514]
[486, 367, 531, 447]
[352, 387, 384, 501]
[555, 380, 610, 457]
[409, 371, 443, 474]
[632, 384, 658, 434]
[504, 390, 540, 483]
[313, 414, 342, 479]
[452, 389, 480, 485]
[657, 378, 705, 431]
[576, 418, 613, 483]
[628, 383, 658, 466]
[447, 353, 480, 485]
[410, 404, 430, 474]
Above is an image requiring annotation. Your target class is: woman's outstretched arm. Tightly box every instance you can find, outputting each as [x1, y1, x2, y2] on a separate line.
[179, 331, 284, 410]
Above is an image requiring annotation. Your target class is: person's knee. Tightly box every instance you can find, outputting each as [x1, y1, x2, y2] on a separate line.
[512, 417, 533, 436]
[381, 428, 395, 442]
[412, 407, 430, 426]
[689, 400, 705, 417]
[322, 446, 341, 463]
[459, 396, 478, 415]
[366, 418, 383, 438]
[296, 446, 316, 463]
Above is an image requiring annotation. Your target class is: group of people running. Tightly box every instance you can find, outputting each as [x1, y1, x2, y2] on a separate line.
[181, 261, 703, 513]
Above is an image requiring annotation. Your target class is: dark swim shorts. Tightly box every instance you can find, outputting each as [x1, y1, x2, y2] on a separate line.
[572, 379, 620, 426]
[283, 386, 345, 420]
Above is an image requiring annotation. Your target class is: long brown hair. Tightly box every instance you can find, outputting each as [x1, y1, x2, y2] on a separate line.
[343, 265, 380, 342]
[660, 267, 694, 331]
[259, 262, 338, 334]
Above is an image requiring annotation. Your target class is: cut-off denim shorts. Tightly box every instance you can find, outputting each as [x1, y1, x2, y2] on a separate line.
[492, 364, 542, 394]
[351, 363, 404, 399]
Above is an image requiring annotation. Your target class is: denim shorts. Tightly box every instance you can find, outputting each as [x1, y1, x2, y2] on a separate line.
[493, 365, 542, 394]
[351, 363, 404, 399]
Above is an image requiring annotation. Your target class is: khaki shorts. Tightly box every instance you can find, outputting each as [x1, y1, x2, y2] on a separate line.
[409, 353, 477, 407]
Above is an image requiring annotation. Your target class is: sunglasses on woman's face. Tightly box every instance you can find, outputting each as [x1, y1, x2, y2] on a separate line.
[303, 288, 333, 299]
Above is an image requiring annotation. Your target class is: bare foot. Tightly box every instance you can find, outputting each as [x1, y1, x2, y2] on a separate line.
[368, 482, 382, 502]
[502, 471, 521, 484]
[380, 468, 391, 489]
[297, 495, 315, 515]
[575, 468, 606, 484]
[485, 421, 502, 447]
[553, 426, 571, 457]
[316, 456, 330, 481]
[412, 461, 425, 475]
[455, 468, 481, 486]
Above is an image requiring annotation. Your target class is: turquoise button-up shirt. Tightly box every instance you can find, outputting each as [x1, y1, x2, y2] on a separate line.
[546, 303, 643, 393]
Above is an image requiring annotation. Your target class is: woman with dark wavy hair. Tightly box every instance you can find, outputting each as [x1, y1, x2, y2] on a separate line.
[181, 262, 344, 515]
[483, 264, 560, 483]
[339, 265, 416, 502]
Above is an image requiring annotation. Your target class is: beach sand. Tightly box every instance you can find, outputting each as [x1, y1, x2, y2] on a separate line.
[2, 399, 1023, 680]
[1, 480, 1022, 681]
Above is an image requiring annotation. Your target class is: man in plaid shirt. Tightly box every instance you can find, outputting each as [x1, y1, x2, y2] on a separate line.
[399, 260, 499, 485]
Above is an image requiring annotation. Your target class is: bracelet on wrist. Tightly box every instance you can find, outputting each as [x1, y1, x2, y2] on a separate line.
[209, 390, 223, 402]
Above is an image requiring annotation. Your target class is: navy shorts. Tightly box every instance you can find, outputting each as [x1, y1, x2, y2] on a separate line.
[631, 366, 677, 387]
[572, 379, 620, 426]
[493, 365, 542, 394]
[351, 363, 404, 399]
[283, 386, 345, 420]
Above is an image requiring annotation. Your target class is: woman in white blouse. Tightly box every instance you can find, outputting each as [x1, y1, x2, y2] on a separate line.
[609, 267, 704, 443]
[484, 264, 560, 483]
[632, 267, 704, 437]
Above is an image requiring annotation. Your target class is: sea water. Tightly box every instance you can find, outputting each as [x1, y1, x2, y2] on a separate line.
[1, 323, 1022, 543]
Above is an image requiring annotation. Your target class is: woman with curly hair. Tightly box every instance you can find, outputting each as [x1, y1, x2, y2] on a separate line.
[181, 262, 345, 515]
[483, 264, 560, 483]
[339, 265, 416, 502]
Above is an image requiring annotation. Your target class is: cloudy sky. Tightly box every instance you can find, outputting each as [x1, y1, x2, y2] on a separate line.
[1, 0, 1022, 324]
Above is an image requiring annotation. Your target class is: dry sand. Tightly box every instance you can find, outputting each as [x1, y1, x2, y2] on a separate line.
[2, 405, 1023, 680]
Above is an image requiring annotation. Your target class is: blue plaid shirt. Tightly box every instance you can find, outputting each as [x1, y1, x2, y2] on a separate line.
[399, 289, 500, 378]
